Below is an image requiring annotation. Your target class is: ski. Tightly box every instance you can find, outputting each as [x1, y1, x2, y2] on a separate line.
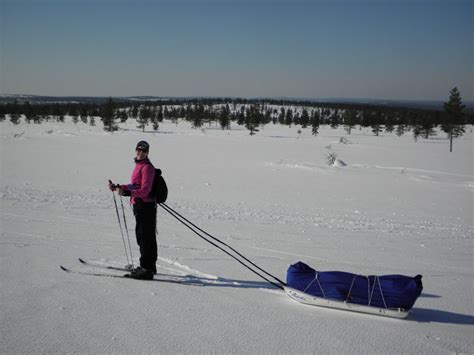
[61, 265, 126, 278]
[60, 265, 205, 286]
[78, 258, 131, 272]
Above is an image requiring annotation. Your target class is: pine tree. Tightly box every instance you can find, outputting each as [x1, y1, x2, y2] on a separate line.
[237, 106, 245, 126]
[384, 112, 396, 134]
[311, 110, 320, 136]
[329, 109, 339, 128]
[418, 113, 437, 139]
[300, 108, 310, 128]
[278, 107, 286, 125]
[137, 107, 150, 132]
[442, 87, 466, 152]
[412, 125, 421, 142]
[70, 105, 78, 124]
[343, 109, 357, 135]
[157, 106, 164, 122]
[10, 113, 21, 125]
[101, 98, 118, 132]
[285, 108, 293, 127]
[245, 104, 260, 135]
[120, 110, 128, 123]
[218, 105, 230, 130]
[152, 114, 159, 131]
[131, 105, 139, 119]
[395, 123, 407, 137]
[80, 106, 88, 124]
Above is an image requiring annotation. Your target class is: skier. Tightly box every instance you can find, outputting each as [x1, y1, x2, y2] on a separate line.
[109, 140, 157, 280]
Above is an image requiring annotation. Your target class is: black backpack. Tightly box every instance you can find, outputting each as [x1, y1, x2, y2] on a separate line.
[150, 168, 168, 203]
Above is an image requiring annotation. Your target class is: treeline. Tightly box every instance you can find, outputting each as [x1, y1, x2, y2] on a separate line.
[1, 89, 471, 151]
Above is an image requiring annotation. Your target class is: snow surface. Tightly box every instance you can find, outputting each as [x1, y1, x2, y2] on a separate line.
[1, 118, 473, 353]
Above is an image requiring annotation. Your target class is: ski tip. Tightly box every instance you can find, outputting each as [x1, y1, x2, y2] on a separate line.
[60, 265, 69, 272]
[78, 258, 86, 264]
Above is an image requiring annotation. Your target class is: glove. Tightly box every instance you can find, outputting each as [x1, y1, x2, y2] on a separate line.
[108, 180, 117, 192]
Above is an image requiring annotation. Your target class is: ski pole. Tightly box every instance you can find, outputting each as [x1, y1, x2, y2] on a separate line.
[109, 180, 130, 267]
[119, 194, 134, 269]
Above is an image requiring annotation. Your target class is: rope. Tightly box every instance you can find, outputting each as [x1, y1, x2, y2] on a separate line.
[369, 276, 375, 305]
[345, 275, 358, 302]
[160, 202, 286, 287]
[303, 272, 325, 298]
[159, 203, 285, 290]
[376, 276, 388, 309]
[369, 276, 388, 308]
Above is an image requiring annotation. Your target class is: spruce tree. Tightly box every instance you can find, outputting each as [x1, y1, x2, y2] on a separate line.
[157, 106, 164, 122]
[101, 98, 118, 132]
[278, 107, 286, 125]
[442, 87, 466, 152]
[300, 108, 310, 128]
[343, 109, 357, 135]
[10, 113, 21, 125]
[137, 107, 150, 132]
[285, 108, 293, 127]
[218, 105, 230, 130]
[395, 123, 407, 137]
[80, 106, 88, 124]
[311, 110, 320, 136]
[384, 112, 396, 133]
[120, 110, 128, 123]
[418, 112, 437, 139]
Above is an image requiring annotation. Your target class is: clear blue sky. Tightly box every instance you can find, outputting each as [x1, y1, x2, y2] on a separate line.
[1, 0, 472, 100]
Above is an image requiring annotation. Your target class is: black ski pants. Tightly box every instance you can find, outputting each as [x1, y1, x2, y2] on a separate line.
[133, 201, 157, 273]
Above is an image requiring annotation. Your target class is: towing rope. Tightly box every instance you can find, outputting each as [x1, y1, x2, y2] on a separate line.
[159, 203, 286, 290]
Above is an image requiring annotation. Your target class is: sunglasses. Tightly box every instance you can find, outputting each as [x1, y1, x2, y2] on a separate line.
[136, 148, 148, 152]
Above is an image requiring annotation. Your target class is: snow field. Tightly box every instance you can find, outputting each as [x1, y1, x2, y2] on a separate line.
[1, 118, 473, 353]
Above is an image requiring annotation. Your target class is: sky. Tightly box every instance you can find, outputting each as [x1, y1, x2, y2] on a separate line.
[0, 0, 472, 101]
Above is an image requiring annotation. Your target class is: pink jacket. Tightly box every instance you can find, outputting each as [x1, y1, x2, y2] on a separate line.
[122, 158, 155, 205]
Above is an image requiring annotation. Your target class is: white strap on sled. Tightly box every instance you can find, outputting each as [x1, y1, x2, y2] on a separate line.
[304, 272, 326, 298]
[345, 275, 388, 309]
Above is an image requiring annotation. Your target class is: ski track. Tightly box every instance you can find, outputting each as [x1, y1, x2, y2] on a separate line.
[78, 257, 252, 288]
[2, 185, 472, 242]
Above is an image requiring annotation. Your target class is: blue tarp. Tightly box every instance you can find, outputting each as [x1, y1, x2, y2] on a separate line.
[287, 262, 423, 310]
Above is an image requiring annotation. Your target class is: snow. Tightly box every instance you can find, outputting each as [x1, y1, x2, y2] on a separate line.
[1, 118, 473, 353]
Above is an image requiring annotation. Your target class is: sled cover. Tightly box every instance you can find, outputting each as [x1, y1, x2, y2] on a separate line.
[287, 262, 423, 310]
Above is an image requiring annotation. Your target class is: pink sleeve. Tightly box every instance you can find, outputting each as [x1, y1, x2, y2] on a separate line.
[131, 165, 155, 200]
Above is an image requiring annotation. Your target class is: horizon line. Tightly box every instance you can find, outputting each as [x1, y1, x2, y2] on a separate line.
[3, 93, 473, 104]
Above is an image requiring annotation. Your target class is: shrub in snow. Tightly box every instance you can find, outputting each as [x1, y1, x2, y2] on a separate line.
[338, 137, 352, 144]
[325, 152, 338, 166]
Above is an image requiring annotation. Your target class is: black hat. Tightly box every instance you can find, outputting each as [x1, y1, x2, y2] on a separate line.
[136, 141, 150, 151]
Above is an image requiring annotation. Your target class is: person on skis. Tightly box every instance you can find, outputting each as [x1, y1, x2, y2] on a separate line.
[109, 140, 157, 280]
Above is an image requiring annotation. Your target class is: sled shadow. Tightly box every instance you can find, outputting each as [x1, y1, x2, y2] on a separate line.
[409, 308, 474, 325]
[419, 293, 441, 298]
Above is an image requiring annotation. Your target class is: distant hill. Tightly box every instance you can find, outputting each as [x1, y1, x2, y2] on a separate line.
[1, 94, 473, 111]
